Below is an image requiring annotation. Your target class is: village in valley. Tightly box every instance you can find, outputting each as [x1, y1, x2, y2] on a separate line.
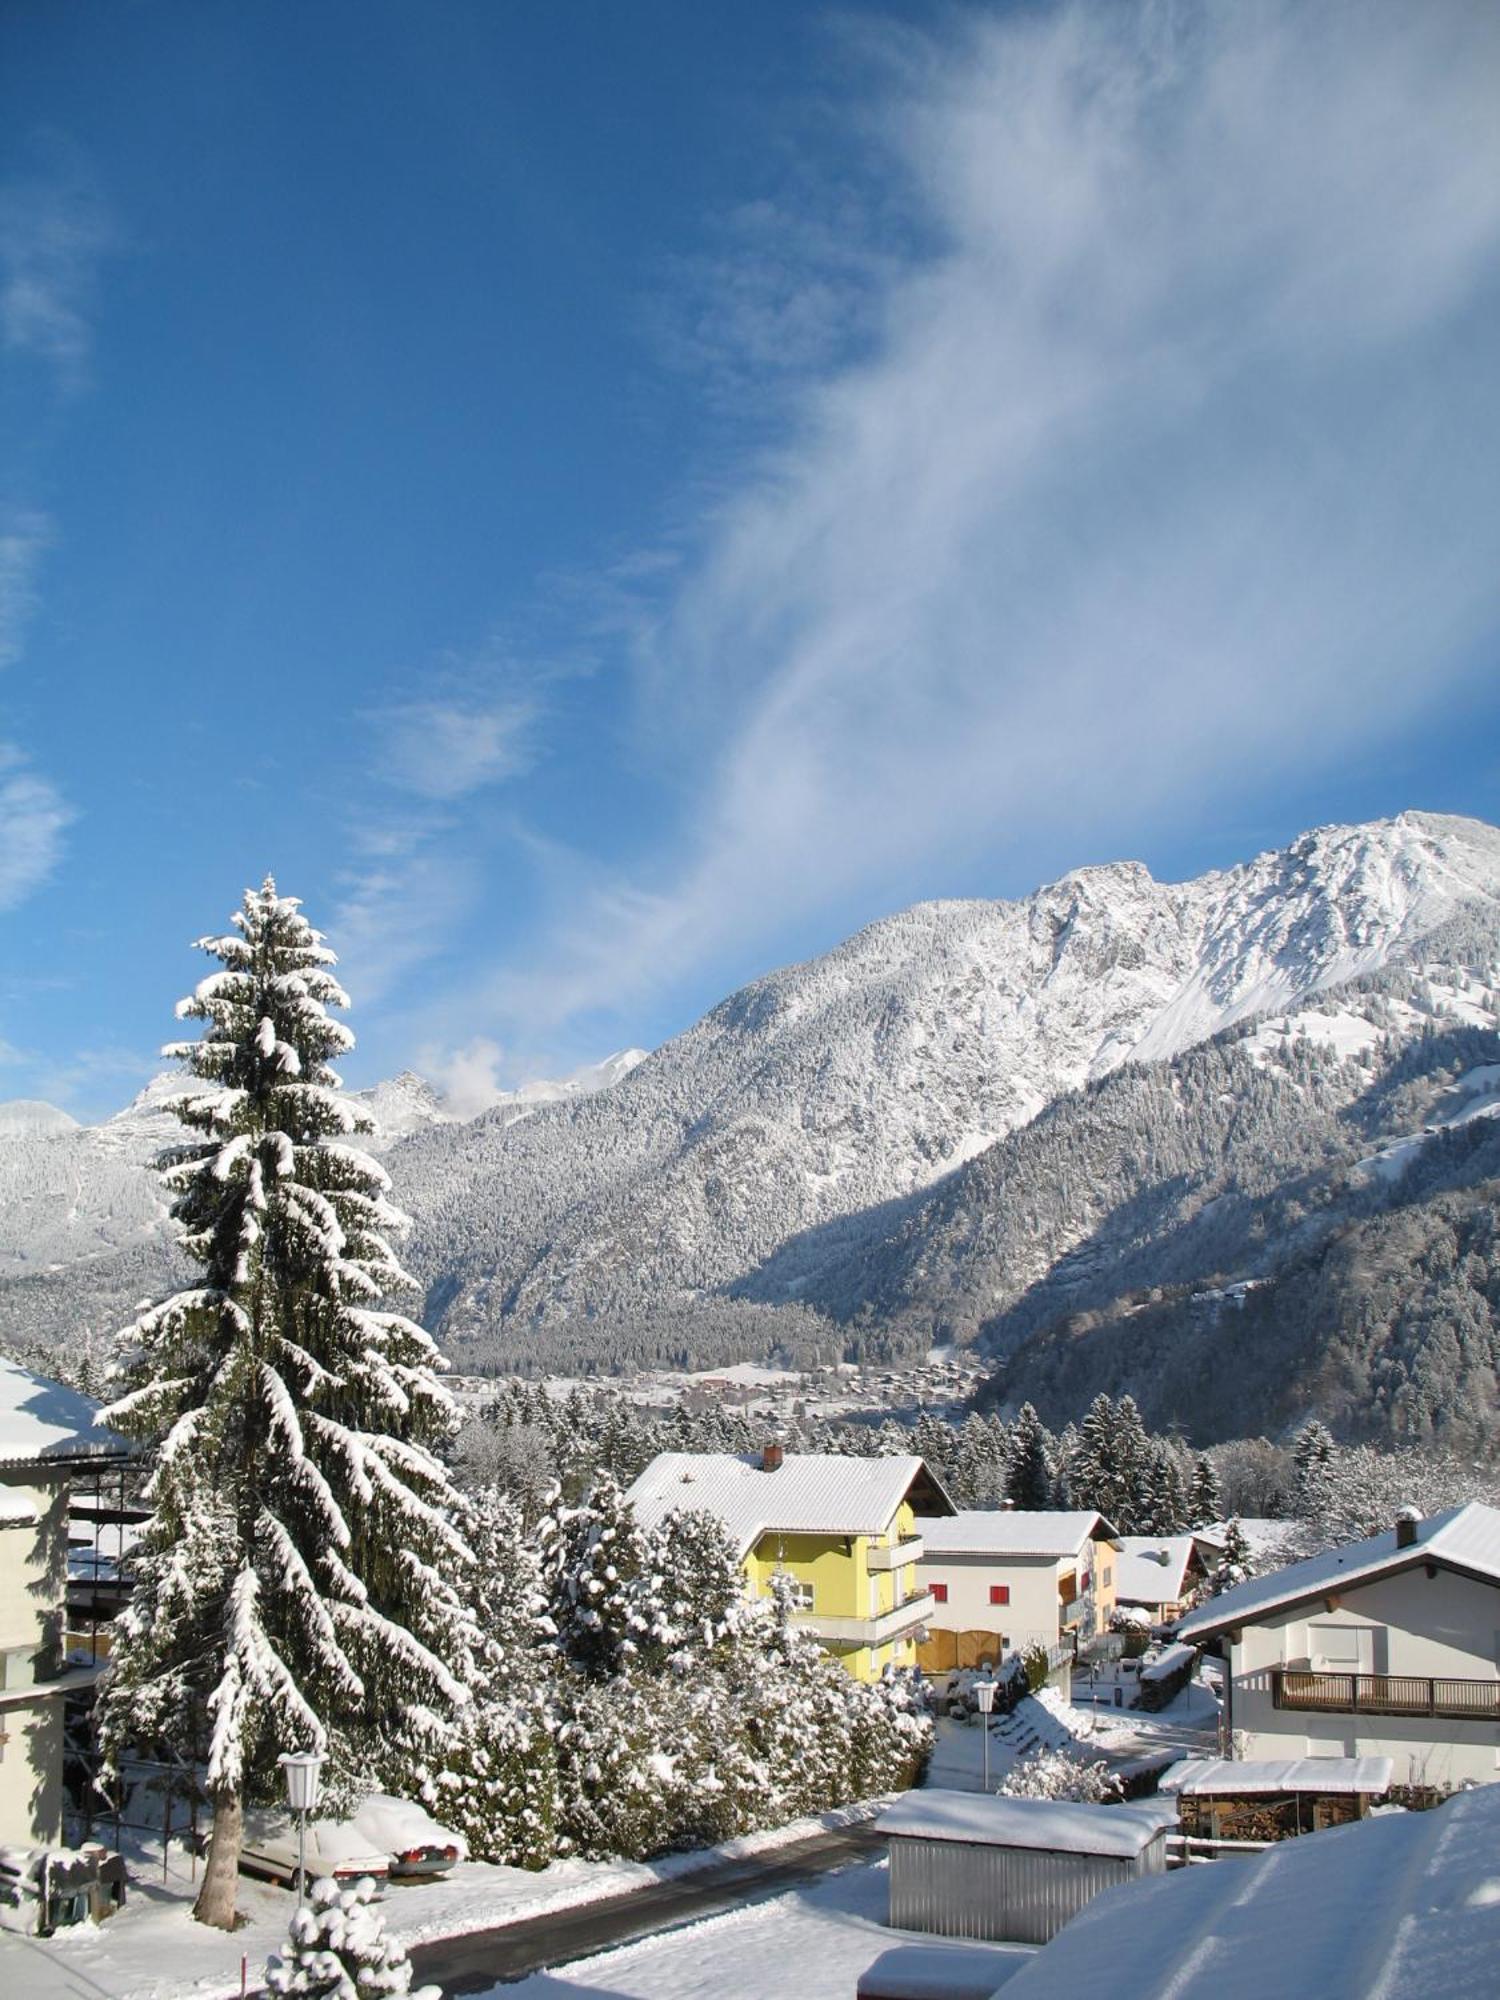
[5, 3, 1500, 1997]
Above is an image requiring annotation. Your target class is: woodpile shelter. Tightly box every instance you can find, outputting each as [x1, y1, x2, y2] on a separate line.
[1157, 1756, 1393, 1843]
[878, 1790, 1176, 1946]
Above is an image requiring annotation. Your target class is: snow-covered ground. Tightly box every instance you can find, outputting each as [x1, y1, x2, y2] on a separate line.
[479, 1856, 1034, 2000]
[1, 1805, 884, 2000]
[923, 1674, 1219, 1796]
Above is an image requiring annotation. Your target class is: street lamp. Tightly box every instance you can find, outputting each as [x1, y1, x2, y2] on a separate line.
[975, 1678, 998, 1793]
[278, 1750, 325, 1907]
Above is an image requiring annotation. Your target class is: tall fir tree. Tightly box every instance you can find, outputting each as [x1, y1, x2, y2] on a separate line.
[1188, 1453, 1222, 1529]
[99, 882, 474, 1928]
[1006, 1403, 1054, 1509]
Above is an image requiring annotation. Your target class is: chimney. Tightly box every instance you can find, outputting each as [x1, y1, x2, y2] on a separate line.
[1395, 1506, 1422, 1549]
[761, 1441, 784, 1473]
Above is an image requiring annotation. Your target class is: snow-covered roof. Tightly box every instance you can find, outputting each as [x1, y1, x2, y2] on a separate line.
[1159, 1757, 1394, 1797]
[878, 1791, 1176, 1858]
[1113, 1535, 1199, 1602]
[0, 1355, 129, 1470]
[1000, 1781, 1500, 1999]
[0, 1489, 38, 1525]
[921, 1510, 1117, 1559]
[1178, 1503, 1500, 1641]
[624, 1452, 952, 1559]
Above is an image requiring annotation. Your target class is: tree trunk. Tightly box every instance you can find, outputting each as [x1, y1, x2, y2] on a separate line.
[194, 1787, 243, 1929]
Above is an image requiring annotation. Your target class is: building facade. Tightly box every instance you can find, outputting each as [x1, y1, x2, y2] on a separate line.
[1179, 1504, 1500, 1792]
[626, 1447, 954, 1681]
[0, 1358, 129, 1846]
[916, 1510, 1120, 1671]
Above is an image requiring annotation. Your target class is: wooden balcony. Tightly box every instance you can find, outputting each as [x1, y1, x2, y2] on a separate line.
[1272, 1667, 1500, 1722]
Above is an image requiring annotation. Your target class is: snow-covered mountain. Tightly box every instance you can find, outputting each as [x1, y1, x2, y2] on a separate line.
[4, 811, 1499, 1391]
[395, 812, 1500, 1351]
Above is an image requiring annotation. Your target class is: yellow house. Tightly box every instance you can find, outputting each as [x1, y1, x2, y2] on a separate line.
[626, 1445, 955, 1682]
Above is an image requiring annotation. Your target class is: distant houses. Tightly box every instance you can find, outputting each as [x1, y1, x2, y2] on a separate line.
[1113, 1532, 1220, 1624]
[0, 1356, 129, 1845]
[1178, 1502, 1500, 1792]
[625, 1446, 955, 1681]
[915, 1510, 1120, 1671]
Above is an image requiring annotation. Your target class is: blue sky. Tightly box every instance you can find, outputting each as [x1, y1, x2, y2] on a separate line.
[3, 1, 1499, 1118]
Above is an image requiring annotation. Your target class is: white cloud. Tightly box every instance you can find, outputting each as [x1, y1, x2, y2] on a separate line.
[370, 696, 537, 801]
[0, 157, 113, 388]
[330, 850, 480, 1010]
[468, 0, 1500, 1045]
[0, 746, 73, 910]
[414, 1035, 508, 1118]
[0, 513, 52, 670]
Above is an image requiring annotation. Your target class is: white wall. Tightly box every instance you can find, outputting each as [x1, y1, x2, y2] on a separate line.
[1228, 1563, 1500, 1790]
[918, 1535, 1113, 1651]
[0, 1471, 69, 1844]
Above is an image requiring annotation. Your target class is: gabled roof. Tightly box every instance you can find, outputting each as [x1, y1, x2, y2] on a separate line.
[1178, 1503, 1500, 1642]
[624, 1452, 953, 1560]
[1114, 1534, 1201, 1603]
[999, 1782, 1500, 2000]
[921, 1509, 1118, 1560]
[0, 1355, 129, 1470]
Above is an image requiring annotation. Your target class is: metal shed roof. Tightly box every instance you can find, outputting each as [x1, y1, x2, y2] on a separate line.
[624, 1451, 952, 1559]
[1159, 1757, 1394, 1797]
[879, 1791, 1176, 1859]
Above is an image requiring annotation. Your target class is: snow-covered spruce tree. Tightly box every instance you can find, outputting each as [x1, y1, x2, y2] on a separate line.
[98, 881, 473, 1929]
[265, 1875, 439, 1999]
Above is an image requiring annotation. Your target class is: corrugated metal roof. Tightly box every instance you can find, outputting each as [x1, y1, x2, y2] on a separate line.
[922, 1510, 1112, 1559]
[1000, 1781, 1500, 1999]
[1178, 1503, 1500, 1641]
[1114, 1535, 1197, 1602]
[879, 1791, 1176, 1858]
[1160, 1757, 1394, 1797]
[0, 1355, 128, 1468]
[625, 1452, 936, 1559]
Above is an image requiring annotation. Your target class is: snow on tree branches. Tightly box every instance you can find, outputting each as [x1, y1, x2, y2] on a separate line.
[98, 880, 474, 1928]
[265, 1876, 439, 1999]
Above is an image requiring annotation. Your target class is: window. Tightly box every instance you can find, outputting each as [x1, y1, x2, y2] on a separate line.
[785, 1580, 815, 1611]
[1102, 1568, 1112, 1587]
[989, 1585, 1010, 1606]
[930, 1583, 949, 1604]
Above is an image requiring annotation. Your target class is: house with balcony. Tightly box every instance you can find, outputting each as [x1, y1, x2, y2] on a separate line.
[0, 1355, 130, 1845]
[625, 1446, 954, 1681]
[915, 1510, 1120, 1674]
[1177, 1502, 1500, 1793]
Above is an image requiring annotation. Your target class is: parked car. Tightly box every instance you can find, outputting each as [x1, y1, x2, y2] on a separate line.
[351, 1794, 466, 1879]
[238, 1809, 390, 1890]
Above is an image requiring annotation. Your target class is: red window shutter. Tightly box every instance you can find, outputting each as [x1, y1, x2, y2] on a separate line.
[989, 1585, 1010, 1606]
[931, 1583, 948, 1604]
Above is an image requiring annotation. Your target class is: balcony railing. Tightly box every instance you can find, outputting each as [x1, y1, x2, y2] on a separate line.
[794, 1592, 936, 1648]
[1272, 1667, 1500, 1722]
[867, 1536, 925, 1573]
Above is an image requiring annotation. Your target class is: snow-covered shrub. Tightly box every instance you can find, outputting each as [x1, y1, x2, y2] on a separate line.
[419, 1694, 557, 1871]
[264, 1876, 439, 1998]
[1020, 1642, 1052, 1693]
[999, 1747, 1121, 1804]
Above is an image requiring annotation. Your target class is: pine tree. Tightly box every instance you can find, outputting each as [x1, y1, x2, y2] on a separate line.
[265, 1876, 440, 1998]
[99, 882, 474, 1928]
[1005, 1403, 1054, 1509]
[1188, 1453, 1222, 1528]
[1209, 1517, 1252, 1595]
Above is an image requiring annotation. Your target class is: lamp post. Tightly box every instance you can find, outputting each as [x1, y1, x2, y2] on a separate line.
[278, 1750, 325, 1907]
[975, 1678, 998, 1793]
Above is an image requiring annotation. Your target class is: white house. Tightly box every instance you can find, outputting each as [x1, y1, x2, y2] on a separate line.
[0, 1356, 129, 1846]
[916, 1510, 1119, 1671]
[1177, 1503, 1500, 1792]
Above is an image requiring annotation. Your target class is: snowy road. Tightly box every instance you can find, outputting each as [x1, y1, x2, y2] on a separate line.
[410, 1820, 888, 1994]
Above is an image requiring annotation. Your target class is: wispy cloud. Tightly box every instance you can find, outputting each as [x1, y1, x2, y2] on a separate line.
[368, 694, 537, 802]
[455, 0, 1500, 1052]
[0, 512, 52, 670]
[0, 745, 75, 910]
[0, 149, 115, 389]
